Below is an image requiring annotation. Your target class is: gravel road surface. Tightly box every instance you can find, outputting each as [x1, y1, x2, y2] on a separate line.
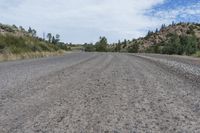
[0, 53, 200, 133]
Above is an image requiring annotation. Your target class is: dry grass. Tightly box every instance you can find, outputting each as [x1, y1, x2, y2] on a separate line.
[193, 51, 200, 57]
[0, 50, 65, 62]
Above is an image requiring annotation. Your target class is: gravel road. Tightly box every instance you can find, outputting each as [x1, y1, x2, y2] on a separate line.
[0, 53, 200, 133]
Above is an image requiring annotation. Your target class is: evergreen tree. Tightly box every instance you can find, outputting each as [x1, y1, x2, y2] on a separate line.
[172, 21, 175, 26]
[162, 33, 182, 55]
[115, 40, 121, 52]
[155, 28, 159, 33]
[123, 39, 127, 45]
[147, 30, 154, 37]
[47, 33, 52, 43]
[55, 34, 60, 44]
[32, 29, 37, 37]
[19, 26, 25, 31]
[180, 35, 197, 55]
[12, 25, 18, 30]
[28, 27, 32, 34]
[52, 36, 56, 44]
[96, 36, 108, 52]
[28, 27, 36, 37]
[161, 24, 166, 30]
[128, 42, 139, 53]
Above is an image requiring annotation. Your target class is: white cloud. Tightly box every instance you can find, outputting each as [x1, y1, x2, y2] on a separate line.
[150, 2, 200, 22]
[0, 0, 178, 43]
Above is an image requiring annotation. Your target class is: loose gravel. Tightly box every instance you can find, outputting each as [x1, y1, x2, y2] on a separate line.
[0, 53, 200, 133]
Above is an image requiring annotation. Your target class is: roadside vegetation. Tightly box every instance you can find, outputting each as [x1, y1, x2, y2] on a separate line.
[84, 36, 108, 52]
[83, 22, 200, 57]
[0, 23, 71, 61]
[1, 22, 199, 60]
[145, 33, 198, 55]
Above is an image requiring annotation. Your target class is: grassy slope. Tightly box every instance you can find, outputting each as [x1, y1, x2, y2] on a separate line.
[0, 24, 70, 61]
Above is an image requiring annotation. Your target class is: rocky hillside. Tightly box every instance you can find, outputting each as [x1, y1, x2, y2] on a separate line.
[106, 22, 200, 56]
[134, 23, 200, 51]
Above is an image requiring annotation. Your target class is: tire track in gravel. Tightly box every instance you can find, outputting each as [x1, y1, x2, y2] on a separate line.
[0, 53, 114, 133]
[24, 54, 115, 133]
[0, 53, 99, 105]
[0, 53, 97, 91]
[125, 54, 200, 132]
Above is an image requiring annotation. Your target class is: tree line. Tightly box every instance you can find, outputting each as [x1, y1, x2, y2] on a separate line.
[84, 36, 108, 52]
[84, 22, 200, 56]
[27, 27, 70, 51]
[84, 37, 139, 53]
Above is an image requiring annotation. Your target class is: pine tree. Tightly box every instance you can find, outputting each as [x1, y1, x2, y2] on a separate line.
[96, 36, 108, 52]
[52, 36, 56, 44]
[47, 33, 52, 43]
[161, 24, 166, 30]
[28, 27, 32, 34]
[55, 34, 60, 43]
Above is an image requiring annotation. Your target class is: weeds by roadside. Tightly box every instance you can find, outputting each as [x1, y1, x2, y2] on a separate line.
[193, 51, 200, 57]
[0, 50, 65, 62]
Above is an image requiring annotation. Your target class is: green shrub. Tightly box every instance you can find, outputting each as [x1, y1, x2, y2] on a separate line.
[180, 35, 197, 55]
[161, 33, 198, 55]
[95, 37, 108, 52]
[128, 42, 139, 53]
[193, 51, 200, 57]
[84, 44, 96, 52]
[145, 45, 162, 53]
[0, 34, 66, 54]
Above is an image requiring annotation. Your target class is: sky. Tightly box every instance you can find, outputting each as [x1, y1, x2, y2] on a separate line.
[0, 0, 200, 43]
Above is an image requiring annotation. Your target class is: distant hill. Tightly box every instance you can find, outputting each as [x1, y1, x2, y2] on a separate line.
[137, 23, 200, 49]
[0, 23, 70, 61]
[84, 22, 200, 56]
[118, 22, 200, 56]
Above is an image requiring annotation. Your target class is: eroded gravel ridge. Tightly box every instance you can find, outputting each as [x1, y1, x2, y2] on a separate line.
[135, 54, 200, 76]
[0, 53, 200, 133]
[133, 54, 200, 85]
